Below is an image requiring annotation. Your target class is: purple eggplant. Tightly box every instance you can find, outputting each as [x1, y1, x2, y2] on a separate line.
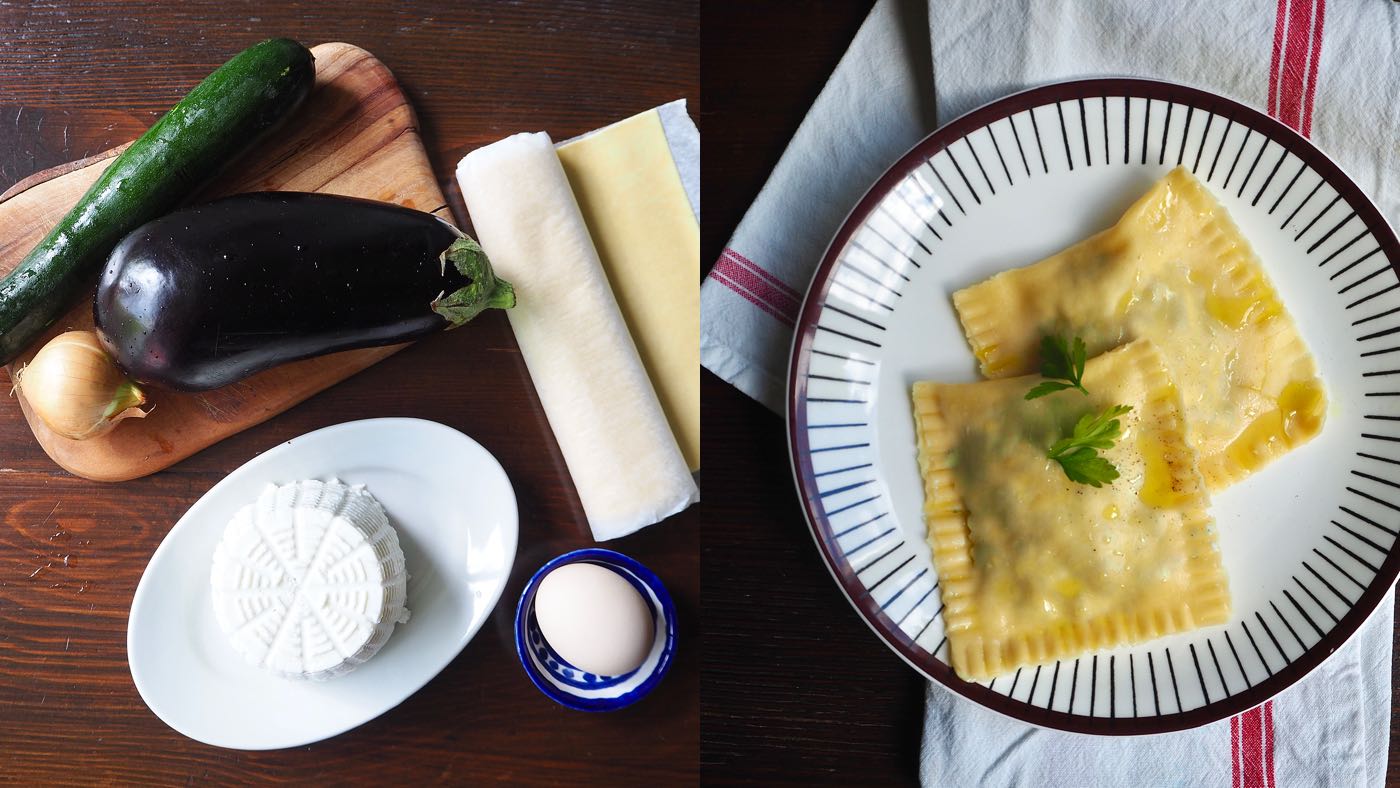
[94, 192, 514, 391]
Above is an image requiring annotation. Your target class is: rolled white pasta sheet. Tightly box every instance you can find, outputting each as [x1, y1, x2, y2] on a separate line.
[456, 132, 698, 541]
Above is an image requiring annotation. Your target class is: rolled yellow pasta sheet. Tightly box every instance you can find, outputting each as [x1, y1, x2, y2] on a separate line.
[457, 132, 698, 541]
[557, 105, 700, 472]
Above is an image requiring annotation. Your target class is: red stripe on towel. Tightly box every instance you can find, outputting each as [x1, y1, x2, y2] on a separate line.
[1276, 0, 1312, 131]
[721, 248, 803, 316]
[1300, 0, 1327, 137]
[1231, 715, 1242, 788]
[1277, 0, 1327, 134]
[712, 249, 801, 324]
[709, 268, 794, 327]
[1242, 706, 1264, 787]
[1264, 700, 1276, 787]
[723, 247, 802, 300]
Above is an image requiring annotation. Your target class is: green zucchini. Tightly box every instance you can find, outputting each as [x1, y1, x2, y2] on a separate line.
[0, 38, 315, 364]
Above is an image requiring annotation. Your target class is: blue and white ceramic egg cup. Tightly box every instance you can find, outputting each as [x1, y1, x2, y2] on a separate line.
[514, 548, 677, 712]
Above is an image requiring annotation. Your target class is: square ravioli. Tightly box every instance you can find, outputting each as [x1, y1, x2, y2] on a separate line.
[953, 167, 1325, 490]
[913, 340, 1230, 681]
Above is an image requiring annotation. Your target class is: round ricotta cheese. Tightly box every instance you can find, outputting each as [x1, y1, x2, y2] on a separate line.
[210, 479, 410, 680]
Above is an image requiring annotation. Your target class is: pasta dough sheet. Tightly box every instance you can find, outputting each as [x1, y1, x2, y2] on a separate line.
[557, 108, 700, 471]
[953, 167, 1326, 490]
[913, 340, 1230, 680]
[457, 132, 698, 542]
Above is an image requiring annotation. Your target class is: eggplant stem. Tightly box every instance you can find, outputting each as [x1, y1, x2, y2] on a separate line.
[430, 237, 517, 327]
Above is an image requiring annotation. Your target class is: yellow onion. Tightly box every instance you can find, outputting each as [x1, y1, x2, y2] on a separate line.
[13, 331, 149, 440]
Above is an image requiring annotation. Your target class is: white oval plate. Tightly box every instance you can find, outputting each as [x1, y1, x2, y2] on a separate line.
[128, 417, 518, 749]
[787, 79, 1400, 734]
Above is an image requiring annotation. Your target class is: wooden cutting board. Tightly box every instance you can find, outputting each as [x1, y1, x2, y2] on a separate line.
[0, 42, 452, 482]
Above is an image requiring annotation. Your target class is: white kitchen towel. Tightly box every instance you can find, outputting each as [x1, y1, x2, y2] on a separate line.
[700, 0, 937, 412]
[699, 0, 1399, 785]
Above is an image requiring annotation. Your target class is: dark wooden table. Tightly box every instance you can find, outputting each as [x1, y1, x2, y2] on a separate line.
[0, 2, 697, 784]
[699, 1, 1400, 785]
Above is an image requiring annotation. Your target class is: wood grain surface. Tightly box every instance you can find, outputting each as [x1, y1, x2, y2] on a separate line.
[698, 1, 1399, 785]
[0, 1, 697, 784]
[3, 41, 457, 482]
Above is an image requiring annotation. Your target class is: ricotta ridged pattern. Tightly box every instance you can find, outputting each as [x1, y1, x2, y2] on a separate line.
[210, 479, 410, 681]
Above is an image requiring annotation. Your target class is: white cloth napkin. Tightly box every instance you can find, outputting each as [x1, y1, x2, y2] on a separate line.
[700, 0, 935, 412]
[700, 0, 1399, 784]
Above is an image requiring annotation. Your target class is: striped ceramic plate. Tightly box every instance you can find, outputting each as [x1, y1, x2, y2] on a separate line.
[786, 79, 1400, 734]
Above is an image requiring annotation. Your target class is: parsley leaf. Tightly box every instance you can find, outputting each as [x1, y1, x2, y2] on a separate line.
[1025, 334, 1089, 400]
[1025, 380, 1077, 399]
[1053, 449, 1122, 487]
[1047, 404, 1133, 487]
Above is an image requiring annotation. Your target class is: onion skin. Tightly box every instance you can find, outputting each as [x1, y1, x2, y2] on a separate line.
[15, 330, 148, 440]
